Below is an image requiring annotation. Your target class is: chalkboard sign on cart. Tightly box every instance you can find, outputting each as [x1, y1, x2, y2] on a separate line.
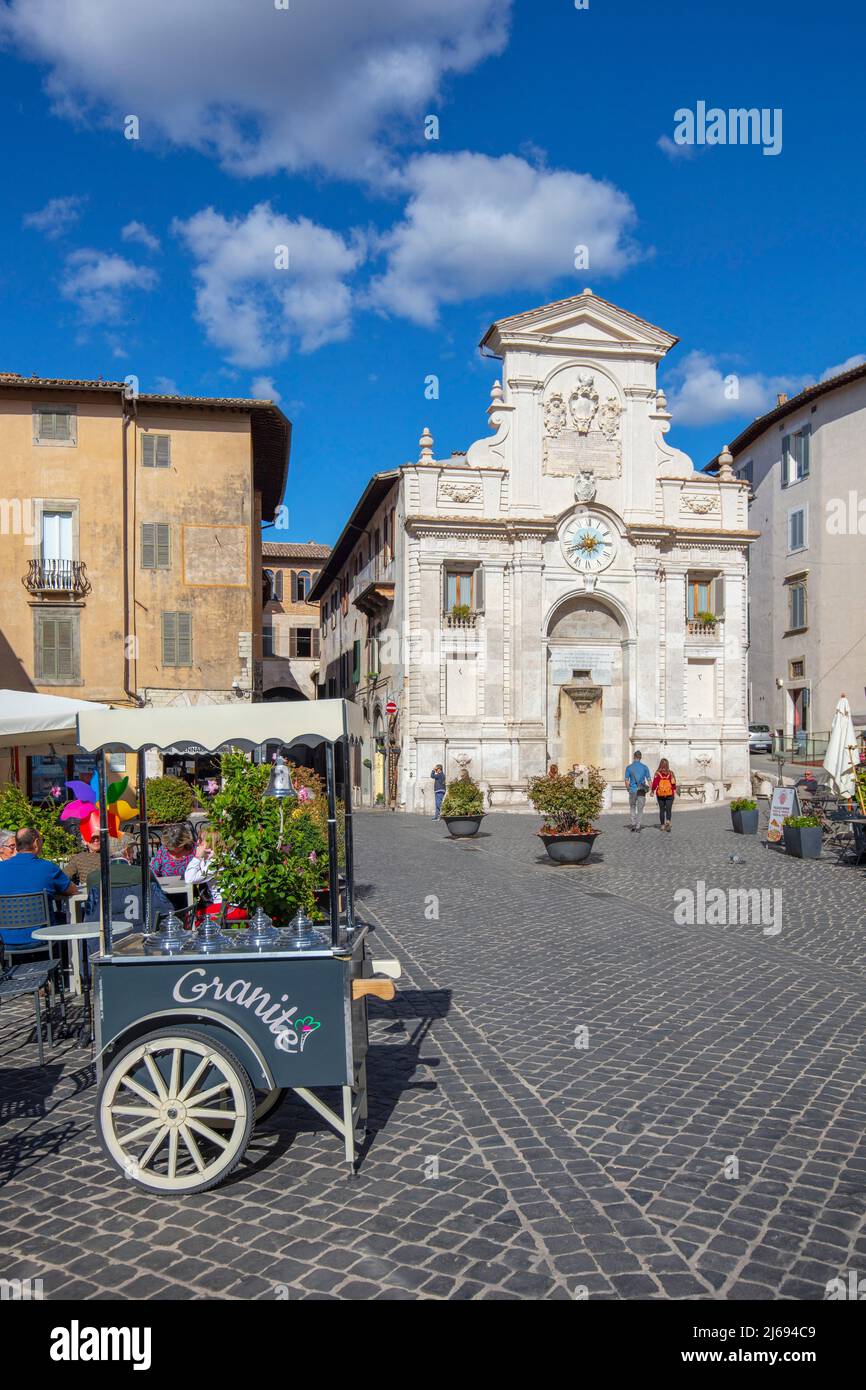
[75, 700, 400, 1194]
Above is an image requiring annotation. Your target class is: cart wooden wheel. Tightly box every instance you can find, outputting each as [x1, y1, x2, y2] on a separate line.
[254, 1088, 286, 1122]
[97, 1028, 254, 1194]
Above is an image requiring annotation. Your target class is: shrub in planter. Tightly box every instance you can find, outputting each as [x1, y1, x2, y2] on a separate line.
[440, 776, 485, 836]
[208, 750, 328, 925]
[730, 796, 759, 835]
[782, 814, 822, 860]
[451, 603, 472, 622]
[145, 776, 195, 826]
[0, 782, 79, 861]
[527, 766, 606, 863]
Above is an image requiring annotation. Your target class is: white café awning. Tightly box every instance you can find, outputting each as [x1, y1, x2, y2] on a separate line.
[0, 689, 110, 751]
[76, 698, 366, 754]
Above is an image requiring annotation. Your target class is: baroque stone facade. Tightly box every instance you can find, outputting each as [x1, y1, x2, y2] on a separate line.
[316, 291, 754, 811]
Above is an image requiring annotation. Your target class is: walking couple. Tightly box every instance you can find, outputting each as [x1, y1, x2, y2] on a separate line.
[624, 751, 678, 833]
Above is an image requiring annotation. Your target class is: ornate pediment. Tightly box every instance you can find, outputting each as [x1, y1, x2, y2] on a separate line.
[481, 289, 679, 360]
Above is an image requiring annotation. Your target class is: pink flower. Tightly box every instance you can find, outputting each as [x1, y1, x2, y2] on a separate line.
[308, 851, 317, 864]
[49, 785, 62, 799]
[297, 786, 314, 803]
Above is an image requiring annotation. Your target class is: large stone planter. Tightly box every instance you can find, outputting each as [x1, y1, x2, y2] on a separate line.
[782, 824, 822, 859]
[731, 808, 759, 835]
[539, 831, 599, 864]
[442, 814, 484, 838]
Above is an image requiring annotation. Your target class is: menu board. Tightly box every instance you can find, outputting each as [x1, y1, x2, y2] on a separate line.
[767, 785, 800, 843]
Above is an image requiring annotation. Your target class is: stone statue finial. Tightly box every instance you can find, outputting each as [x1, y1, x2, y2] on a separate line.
[717, 444, 735, 482]
[419, 426, 434, 463]
[490, 380, 504, 407]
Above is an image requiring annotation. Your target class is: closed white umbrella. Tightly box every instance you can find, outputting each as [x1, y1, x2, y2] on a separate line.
[822, 693, 858, 796]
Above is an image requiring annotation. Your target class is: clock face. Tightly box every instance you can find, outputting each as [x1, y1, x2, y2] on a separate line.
[562, 512, 616, 573]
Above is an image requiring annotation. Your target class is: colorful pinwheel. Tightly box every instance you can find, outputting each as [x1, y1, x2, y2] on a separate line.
[60, 771, 136, 842]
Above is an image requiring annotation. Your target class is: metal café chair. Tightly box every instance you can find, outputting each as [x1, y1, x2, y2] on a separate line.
[0, 891, 66, 1064]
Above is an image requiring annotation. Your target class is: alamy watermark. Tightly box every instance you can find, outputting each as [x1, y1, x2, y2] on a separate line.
[672, 102, 782, 157]
[674, 880, 782, 936]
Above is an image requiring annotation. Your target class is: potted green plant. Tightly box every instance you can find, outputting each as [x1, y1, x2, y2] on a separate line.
[782, 814, 822, 860]
[144, 775, 195, 826]
[440, 776, 485, 837]
[696, 611, 717, 627]
[730, 796, 759, 835]
[527, 766, 606, 864]
[451, 603, 472, 623]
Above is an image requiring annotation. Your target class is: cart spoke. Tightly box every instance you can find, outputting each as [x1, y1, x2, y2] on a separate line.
[139, 1124, 171, 1170]
[119, 1075, 162, 1106]
[168, 1127, 179, 1180]
[186, 1107, 238, 1122]
[179, 1123, 207, 1172]
[188, 1080, 231, 1107]
[186, 1117, 231, 1151]
[143, 1051, 168, 1101]
[122, 1117, 164, 1146]
[168, 1047, 182, 1100]
[112, 1105, 164, 1117]
[177, 1055, 210, 1102]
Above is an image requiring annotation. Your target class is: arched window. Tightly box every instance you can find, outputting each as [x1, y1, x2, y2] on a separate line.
[297, 569, 311, 600]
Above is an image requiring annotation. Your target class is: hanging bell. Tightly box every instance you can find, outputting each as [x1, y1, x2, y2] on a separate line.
[263, 752, 297, 800]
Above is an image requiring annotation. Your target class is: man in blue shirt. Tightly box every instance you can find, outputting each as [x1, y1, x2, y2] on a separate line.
[431, 765, 446, 820]
[0, 826, 77, 944]
[624, 751, 652, 833]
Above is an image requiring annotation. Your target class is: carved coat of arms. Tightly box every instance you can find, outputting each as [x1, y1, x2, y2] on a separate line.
[542, 371, 623, 479]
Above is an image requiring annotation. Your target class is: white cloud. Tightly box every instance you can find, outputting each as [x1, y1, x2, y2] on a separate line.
[122, 220, 160, 252]
[23, 195, 85, 238]
[0, 0, 511, 181]
[250, 376, 281, 404]
[60, 248, 158, 323]
[368, 152, 641, 325]
[154, 375, 178, 394]
[173, 203, 365, 366]
[820, 353, 866, 381]
[657, 134, 697, 162]
[663, 351, 813, 426]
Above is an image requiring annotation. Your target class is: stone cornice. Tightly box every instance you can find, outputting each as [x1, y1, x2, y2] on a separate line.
[406, 515, 556, 540]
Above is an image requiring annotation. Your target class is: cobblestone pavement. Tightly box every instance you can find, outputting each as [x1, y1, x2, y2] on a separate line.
[1, 805, 865, 1300]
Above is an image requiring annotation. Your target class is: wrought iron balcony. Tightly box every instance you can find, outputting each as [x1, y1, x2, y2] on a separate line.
[23, 559, 91, 597]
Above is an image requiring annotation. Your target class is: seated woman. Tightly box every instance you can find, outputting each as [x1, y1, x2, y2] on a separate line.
[184, 827, 247, 924]
[151, 825, 195, 878]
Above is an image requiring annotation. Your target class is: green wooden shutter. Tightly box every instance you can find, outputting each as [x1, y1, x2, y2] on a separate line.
[56, 618, 74, 678]
[353, 639, 361, 684]
[54, 410, 71, 442]
[39, 617, 56, 679]
[162, 612, 176, 665]
[176, 612, 192, 666]
[141, 523, 156, 569]
[142, 434, 155, 467]
[156, 435, 171, 468]
[156, 523, 170, 568]
[712, 576, 725, 617]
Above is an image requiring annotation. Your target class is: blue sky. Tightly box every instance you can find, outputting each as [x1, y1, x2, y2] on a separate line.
[1, 0, 864, 543]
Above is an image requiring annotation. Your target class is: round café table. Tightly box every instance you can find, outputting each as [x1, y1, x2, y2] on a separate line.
[31, 922, 122, 1048]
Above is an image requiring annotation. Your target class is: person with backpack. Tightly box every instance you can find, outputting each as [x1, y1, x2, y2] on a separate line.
[651, 758, 678, 831]
[623, 750, 652, 833]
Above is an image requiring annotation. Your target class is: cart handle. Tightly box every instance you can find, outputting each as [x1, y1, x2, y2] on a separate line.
[352, 978, 396, 1002]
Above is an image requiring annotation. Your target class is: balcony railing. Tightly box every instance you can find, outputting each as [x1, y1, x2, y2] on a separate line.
[23, 559, 91, 597]
[444, 612, 477, 629]
[686, 619, 721, 638]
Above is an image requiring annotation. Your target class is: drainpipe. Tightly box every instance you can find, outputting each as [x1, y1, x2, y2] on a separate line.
[121, 387, 139, 708]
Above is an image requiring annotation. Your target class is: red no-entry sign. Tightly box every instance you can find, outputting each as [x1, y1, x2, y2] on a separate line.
[386, 699, 398, 715]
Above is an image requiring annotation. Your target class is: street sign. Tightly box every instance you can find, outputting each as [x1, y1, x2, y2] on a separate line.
[767, 785, 800, 843]
[386, 699, 398, 716]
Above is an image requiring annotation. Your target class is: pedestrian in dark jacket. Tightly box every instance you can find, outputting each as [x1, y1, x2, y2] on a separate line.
[431, 765, 446, 820]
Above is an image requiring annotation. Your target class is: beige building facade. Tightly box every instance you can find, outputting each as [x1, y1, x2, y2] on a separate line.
[262, 540, 328, 701]
[0, 374, 289, 790]
[711, 365, 866, 743]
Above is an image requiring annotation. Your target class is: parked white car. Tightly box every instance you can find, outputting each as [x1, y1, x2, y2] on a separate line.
[748, 723, 773, 754]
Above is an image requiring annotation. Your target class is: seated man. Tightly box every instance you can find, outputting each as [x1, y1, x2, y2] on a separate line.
[0, 826, 77, 944]
[84, 833, 173, 936]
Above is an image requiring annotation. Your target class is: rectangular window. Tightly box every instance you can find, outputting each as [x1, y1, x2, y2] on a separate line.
[142, 433, 171, 468]
[444, 565, 484, 612]
[35, 611, 79, 683]
[33, 405, 76, 446]
[782, 426, 810, 486]
[788, 582, 807, 631]
[738, 459, 754, 489]
[263, 623, 275, 658]
[289, 628, 315, 658]
[161, 611, 193, 666]
[788, 507, 806, 552]
[789, 658, 805, 680]
[141, 522, 171, 569]
[352, 638, 361, 683]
